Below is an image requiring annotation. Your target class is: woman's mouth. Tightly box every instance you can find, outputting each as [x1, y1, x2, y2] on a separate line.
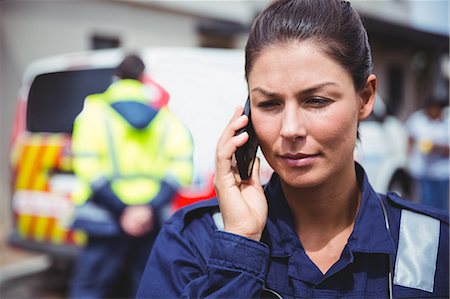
[279, 153, 319, 167]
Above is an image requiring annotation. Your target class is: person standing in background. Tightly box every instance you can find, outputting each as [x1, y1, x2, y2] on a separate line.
[69, 53, 194, 298]
[405, 97, 449, 211]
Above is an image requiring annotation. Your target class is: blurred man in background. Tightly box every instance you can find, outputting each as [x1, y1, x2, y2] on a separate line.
[69, 54, 194, 298]
[405, 96, 449, 211]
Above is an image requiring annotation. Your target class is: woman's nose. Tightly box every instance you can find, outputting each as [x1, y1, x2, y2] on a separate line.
[280, 107, 306, 140]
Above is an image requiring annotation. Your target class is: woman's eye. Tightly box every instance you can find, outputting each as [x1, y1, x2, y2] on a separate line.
[258, 100, 279, 109]
[305, 97, 332, 107]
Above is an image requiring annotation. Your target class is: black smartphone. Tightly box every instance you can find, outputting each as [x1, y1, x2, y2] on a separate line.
[235, 97, 259, 180]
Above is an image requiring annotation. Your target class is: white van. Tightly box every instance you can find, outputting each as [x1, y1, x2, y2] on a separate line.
[9, 47, 411, 260]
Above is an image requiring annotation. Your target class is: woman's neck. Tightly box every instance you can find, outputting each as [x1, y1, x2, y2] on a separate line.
[281, 164, 361, 273]
[281, 164, 360, 232]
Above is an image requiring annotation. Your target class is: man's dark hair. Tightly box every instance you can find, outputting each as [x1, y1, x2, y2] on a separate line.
[425, 95, 448, 109]
[115, 53, 145, 80]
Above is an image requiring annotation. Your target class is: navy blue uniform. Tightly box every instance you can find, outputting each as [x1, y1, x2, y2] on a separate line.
[137, 164, 449, 298]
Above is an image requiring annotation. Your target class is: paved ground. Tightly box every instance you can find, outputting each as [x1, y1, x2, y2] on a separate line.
[0, 225, 68, 298]
[1, 266, 69, 299]
[0, 225, 48, 275]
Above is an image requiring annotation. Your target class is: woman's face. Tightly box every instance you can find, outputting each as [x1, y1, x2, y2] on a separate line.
[248, 41, 375, 189]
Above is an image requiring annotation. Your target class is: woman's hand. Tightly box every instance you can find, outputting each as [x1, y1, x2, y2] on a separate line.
[214, 106, 268, 241]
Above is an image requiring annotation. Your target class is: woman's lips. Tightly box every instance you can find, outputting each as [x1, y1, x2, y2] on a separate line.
[279, 153, 319, 167]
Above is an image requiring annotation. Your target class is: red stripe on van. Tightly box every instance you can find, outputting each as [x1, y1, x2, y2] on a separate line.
[44, 217, 56, 242]
[27, 215, 38, 240]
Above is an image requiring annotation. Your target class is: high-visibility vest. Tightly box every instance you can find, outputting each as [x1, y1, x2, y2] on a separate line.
[71, 79, 194, 206]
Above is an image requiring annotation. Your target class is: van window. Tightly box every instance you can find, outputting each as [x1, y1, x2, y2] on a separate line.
[26, 68, 115, 133]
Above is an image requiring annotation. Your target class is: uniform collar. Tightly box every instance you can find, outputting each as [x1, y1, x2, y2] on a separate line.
[348, 163, 396, 254]
[262, 162, 396, 257]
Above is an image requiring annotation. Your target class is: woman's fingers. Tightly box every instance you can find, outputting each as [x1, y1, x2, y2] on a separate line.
[217, 108, 248, 147]
[215, 107, 249, 179]
[216, 131, 248, 178]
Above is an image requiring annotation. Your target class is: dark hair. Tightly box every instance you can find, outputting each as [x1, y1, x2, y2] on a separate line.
[425, 95, 447, 108]
[245, 0, 372, 92]
[115, 53, 145, 80]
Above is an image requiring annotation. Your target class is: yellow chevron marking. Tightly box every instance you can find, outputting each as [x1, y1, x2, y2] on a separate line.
[52, 223, 68, 245]
[33, 139, 61, 191]
[17, 214, 32, 238]
[15, 140, 41, 190]
[33, 217, 49, 242]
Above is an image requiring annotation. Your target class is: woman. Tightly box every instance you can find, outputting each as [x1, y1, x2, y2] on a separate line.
[137, 0, 449, 298]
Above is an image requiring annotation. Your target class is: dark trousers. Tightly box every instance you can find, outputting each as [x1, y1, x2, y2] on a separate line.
[69, 231, 156, 299]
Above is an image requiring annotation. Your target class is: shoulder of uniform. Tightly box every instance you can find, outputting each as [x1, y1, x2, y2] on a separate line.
[386, 192, 449, 225]
[74, 95, 105, 123]
[82, 94, 108, 111]
[146, 106, 169, 124]
[168, 198, 220, 230]
[158, 107, 178, 121]
[85, 93, 104, 102]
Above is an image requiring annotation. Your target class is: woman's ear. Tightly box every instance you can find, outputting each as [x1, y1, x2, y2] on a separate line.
[358, 74, 377, 120]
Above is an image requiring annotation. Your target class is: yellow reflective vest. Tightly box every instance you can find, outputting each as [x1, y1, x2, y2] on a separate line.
[71, 79, 194, 206]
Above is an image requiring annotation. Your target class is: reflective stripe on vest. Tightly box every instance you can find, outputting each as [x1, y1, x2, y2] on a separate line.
[212, 212, 224, 231]
[101, 108, 120, 177]
[394, 209, 440, 293]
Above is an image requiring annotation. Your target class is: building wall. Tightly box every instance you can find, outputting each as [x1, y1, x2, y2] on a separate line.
[371, 43, 419, 121]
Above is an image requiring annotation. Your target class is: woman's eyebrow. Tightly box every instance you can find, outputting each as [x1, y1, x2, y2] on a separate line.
[251, 82, 338, 98]
[297, 82, 338, 96]
[251, 87, 279, 97]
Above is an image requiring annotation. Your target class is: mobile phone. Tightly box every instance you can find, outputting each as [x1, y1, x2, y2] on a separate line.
[235, 97, 259, 180]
